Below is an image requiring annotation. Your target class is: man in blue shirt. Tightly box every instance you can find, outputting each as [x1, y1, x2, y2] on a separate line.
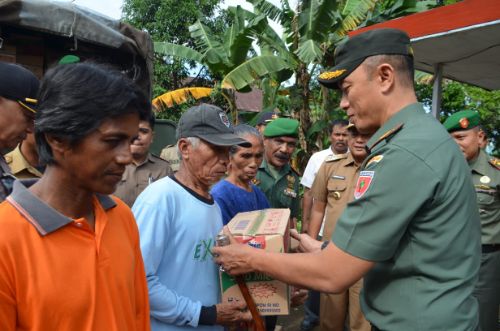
[133, 104, 252, 330]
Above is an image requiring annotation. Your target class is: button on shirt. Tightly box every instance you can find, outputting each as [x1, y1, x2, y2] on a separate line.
[332, 103, 481, 331]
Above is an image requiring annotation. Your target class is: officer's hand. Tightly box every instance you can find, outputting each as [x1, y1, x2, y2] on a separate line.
[215, 301, 252, 325]
[212, 227, 259, 275]
[290, 229, 322, 253]
[290, 287, 308, 307]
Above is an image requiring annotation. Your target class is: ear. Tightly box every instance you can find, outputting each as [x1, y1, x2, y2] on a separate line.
[177, 138, 190, 160]
[376, 63, 396, 93]
[44, 133, 70, 157]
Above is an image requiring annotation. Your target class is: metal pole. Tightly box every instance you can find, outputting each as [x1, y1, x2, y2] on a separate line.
[431, 63, 443, 119]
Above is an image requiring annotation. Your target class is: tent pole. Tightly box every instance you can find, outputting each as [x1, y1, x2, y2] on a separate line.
[431, 63, 443, 119]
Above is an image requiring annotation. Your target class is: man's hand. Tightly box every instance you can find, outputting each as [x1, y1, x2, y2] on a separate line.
[215, 301, 252, 325]
[290, 287, 308, 307]
[212, 227, 260, 276]
[290, 229, 322, 253]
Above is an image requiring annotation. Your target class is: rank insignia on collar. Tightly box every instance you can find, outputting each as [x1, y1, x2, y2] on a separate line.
[354, 171, 375, 199]
[251, 178, 260, 185]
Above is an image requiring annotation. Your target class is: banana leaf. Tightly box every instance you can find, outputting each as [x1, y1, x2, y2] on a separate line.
[152, 87, 213, 109]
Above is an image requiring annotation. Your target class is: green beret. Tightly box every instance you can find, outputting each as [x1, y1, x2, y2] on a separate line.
[264, 118, 299, 138]
[318, 28, 412, 89]
[443, 110, 480, 132]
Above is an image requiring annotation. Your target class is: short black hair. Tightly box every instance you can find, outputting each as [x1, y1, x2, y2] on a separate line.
[35, 62, 151, 165]
[364, 54, 415, 89]
[328, 119, 349, 134]
[142, 109, 156, 130]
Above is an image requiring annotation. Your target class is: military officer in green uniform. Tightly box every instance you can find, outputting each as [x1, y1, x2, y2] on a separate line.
[114, 113, 172, 206]
[444, 110, 500, 331]
[214, 28, 481, 331]
[256, 118, 300, 225]
[5, 133, 43, 179]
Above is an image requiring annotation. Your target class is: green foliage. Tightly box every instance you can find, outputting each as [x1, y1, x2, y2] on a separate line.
[123, 0, 229, 95]
[416, 81, 500, 156]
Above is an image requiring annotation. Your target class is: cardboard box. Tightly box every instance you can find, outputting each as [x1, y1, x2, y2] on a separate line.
[220, 208, 291, 315]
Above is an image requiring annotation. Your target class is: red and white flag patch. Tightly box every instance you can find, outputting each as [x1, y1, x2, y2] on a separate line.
[354, 171, 375, 199]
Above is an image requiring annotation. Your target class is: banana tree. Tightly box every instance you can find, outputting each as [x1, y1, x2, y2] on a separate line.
[245, 0, 430, 162]
[154, 5, 293, 120]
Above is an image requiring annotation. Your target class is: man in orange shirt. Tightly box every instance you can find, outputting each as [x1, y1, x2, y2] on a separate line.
[0, 62, 151, 330]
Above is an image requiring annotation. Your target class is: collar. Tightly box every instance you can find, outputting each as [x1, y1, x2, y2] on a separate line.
[469, 149, 490, 176]
[134, 153, 156, 167]
[260, 159, 291, 179]
[5, 145, 43, 177]
[343, 153, 357, 167]
[366, 103, 423, 153]
[6, 180, 116, 236]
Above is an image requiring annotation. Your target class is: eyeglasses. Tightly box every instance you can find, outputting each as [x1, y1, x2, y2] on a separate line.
[0, 173, 16, 195]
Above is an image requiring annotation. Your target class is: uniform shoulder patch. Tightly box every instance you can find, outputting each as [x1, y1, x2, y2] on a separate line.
[489, 157, 500, 170]
[369, 123, 404, 151]
[325, 153, 348, 162]
[354, 171, 375, 199]
[365, 155, 384, 168]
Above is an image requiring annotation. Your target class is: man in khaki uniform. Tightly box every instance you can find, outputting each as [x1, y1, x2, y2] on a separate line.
[444, 110, 499, 331]
[114, 113, 172, 207]
[5, 133, 43, 179]
[309, 124, 371, 331]
[0, 62, 39, 201]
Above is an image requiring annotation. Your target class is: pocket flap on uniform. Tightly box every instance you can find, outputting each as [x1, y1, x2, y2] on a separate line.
[327, 178, 347, 192]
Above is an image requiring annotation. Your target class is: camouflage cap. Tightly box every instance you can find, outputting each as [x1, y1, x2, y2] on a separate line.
[443, 110, 480, 132]
[318, 28, 413, 89]
[263, 118, 299, 138]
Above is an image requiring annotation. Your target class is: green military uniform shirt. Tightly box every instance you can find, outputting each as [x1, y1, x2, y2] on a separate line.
[469, 149, 500, 244]
[255, 159, 300, 218]
[332, 103, 481, 331]
[114, 153, 172, 207]
[4, 145, 43, 179]
[311, 153, 360, 239]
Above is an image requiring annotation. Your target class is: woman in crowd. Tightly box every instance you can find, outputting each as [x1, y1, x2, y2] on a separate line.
[211, 124, 269, 224]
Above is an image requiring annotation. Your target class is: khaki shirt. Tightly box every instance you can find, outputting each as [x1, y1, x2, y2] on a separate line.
[160, 145, 180, 172]
[4, 145, 43, 179]
[311, 153, 360, 239]
[114, 153, 172, 207]
[469, 149, 500, 244]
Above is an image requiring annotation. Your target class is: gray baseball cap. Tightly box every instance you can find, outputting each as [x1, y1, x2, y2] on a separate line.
[176, 104, 251, 147]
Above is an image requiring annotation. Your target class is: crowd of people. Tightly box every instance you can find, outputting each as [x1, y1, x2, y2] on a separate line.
[0, 27, 497, 331]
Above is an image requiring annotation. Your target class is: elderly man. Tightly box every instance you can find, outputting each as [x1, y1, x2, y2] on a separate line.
[132, 104, 252, 330]
[0, 62, 151, 330]
[214, 28, 480, 331]
[114, 111, 172, 206]
[0, 62, 39, 200]
[444, 110, 499, 331]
